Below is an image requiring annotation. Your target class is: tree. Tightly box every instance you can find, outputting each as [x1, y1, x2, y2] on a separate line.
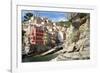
[23, 13, 33, 22]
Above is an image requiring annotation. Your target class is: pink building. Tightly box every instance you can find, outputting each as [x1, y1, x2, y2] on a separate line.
[29, 26, 44, 45]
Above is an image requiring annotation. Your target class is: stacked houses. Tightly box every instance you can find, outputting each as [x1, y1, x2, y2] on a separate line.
[22, 16, 57, 55]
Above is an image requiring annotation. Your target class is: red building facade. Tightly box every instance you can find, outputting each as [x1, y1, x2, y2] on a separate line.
[29, 26, 44, 45]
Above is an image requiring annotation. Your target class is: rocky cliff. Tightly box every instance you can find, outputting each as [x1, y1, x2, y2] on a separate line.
[52, 13, 90, 61]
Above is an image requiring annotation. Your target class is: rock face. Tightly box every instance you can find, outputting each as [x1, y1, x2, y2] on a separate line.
[52, 13, 90, 61]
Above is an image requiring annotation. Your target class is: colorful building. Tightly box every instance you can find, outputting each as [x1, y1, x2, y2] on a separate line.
[29, 26, 44, 45]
